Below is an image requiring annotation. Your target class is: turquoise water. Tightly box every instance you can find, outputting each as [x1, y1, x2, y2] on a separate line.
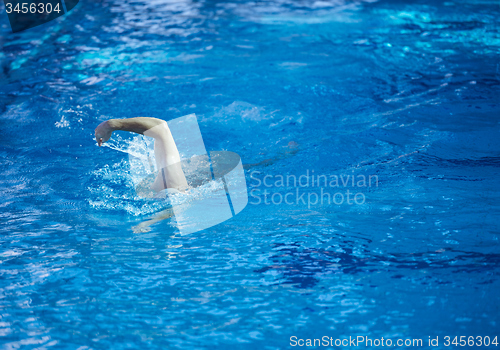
[1, 0, 499, 348]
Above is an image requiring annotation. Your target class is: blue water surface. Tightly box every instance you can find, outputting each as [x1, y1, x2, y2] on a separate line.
[0, 0, 499, 348]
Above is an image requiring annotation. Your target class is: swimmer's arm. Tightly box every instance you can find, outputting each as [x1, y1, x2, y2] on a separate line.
[108, 117, 166, 134]
[95, 117, 166, 146]
[132, 207, 175, 233]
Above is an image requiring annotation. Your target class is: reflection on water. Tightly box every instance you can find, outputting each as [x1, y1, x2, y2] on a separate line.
[257, 244, 500, 289]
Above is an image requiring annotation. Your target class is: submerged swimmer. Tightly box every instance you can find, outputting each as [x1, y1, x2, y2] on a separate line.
[95, 117, 300, 232]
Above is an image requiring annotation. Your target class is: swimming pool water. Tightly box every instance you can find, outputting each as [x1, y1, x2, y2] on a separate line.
[0, 0, 499, 348]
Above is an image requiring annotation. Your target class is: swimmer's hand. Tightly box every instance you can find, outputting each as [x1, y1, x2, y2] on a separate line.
[95, 120, 114, 147]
